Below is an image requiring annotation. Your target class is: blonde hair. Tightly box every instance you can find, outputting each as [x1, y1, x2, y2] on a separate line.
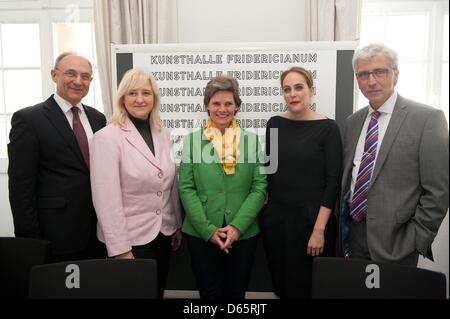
[109, 68, 162, 129]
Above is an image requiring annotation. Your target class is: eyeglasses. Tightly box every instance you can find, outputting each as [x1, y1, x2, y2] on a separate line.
[355, 68, 391, 81]
[56, 68, 92, 81]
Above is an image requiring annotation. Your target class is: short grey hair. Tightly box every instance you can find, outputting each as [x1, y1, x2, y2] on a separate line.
[54, 51, 92, 69]
[352, 43, 398, 72]
[204, 76, 242, 110]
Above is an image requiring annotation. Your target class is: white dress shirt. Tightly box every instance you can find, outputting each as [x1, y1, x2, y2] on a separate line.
[53, 93, 95, 148]
[350, 91, 398, 202]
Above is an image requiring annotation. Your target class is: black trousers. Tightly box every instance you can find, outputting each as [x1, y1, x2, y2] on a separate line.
[49, 232, 106, 263]
[186, 234, 258, 299]
[131, 233, 172, 299]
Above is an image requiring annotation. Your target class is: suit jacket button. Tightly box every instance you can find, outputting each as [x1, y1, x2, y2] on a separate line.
[158, 172, 163, 178]
[157, 191, 163, 197]
[156, 209, 161, 215]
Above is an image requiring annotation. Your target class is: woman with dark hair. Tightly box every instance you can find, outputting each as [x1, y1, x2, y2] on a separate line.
[260, 67, 342, 298]
[179, 76, 267, 299]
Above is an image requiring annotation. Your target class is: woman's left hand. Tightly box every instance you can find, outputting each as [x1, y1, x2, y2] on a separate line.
[307, 228, 325, 256]
[171, 229, 182, 251]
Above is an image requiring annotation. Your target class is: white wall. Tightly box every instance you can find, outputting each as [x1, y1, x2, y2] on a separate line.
[418, 214, 449, 289]
[177, 0, 307, 42]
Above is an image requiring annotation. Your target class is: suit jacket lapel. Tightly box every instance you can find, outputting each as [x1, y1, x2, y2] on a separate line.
[370, 95, 408, 187]
[343, 108, 368, 191]
[123, 117, 161, 170]
[83, 105, 103, 133]
[150, 120, 163, 164]
[43, 95, 86, 167]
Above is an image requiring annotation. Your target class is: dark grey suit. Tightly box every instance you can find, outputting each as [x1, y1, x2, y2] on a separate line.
[340, 94, 449, 264]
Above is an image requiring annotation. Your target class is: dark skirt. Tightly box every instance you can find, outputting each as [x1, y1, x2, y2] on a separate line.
[259, 202, 336, 298]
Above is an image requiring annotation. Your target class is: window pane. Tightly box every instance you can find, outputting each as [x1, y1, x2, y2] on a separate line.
[82, 69, 103, 111]
[7, 114, 12, 141]
[444, 14, 449, 61]
[360, 15, 385, 46]
[4, 70, 42, 113]
[386, 15, 427, 61]
[442, 14, 449, 124]
[52, 23, 94, 63]
[2, 24, 41, 67]
[0, 73, 4, 112]
[5, 114, 12, 156]
[83, 78, 95, 107]
[396, 62, 426, 103]
[441, 62, 449, 124]
[0, 115, 6, 158]
[357, 91, 369, 110]
[0, 29, 2, 67]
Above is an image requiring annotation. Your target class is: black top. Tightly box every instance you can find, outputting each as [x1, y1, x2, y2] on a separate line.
[129, 114, 155, 155]
[265, 115, 342, 208]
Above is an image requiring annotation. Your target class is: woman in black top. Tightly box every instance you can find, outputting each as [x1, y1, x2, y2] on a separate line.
[260, 66, 342, 298]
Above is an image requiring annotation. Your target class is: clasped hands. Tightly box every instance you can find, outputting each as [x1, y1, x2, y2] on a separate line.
[209, 225, 241, 254]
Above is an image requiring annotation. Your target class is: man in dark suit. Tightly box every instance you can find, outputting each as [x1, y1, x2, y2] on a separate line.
[8, 52, 107, 262]
[340, 43, 449, 266]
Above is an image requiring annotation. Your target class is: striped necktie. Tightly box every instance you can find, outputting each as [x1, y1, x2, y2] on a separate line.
[350, 111, 381, 223]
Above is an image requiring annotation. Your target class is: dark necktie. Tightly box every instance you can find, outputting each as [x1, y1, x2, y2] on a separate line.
[71, 107, 90, 169]
[349, 111, 381, 222]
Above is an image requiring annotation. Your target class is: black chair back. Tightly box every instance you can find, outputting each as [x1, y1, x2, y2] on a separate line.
[311, 257, 446, 299]
[29, 258, 158, 299]
[0, 237, 50, 299]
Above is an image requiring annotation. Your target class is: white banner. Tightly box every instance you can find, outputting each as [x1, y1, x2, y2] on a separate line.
[113, 42, 357, 159]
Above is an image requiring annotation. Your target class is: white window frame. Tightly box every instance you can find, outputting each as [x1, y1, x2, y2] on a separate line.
[0, 0, 95, 170]
[360, 0, 449, 112]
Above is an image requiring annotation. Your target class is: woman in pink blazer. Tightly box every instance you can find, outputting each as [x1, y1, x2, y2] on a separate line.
[90, 68, 182, 298]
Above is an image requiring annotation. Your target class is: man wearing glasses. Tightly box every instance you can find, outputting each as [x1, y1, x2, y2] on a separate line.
[8, 52, 107, 262]
[339, 43, 448, 266]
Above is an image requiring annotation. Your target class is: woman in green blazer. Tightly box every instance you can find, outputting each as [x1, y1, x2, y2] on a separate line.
[179, 76, 267, 299]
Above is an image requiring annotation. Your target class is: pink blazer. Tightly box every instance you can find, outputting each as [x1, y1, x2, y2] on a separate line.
[90, 117, 182, 257]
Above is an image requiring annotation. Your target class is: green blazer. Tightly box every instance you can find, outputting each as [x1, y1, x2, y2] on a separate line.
[179, 128, 267, 241]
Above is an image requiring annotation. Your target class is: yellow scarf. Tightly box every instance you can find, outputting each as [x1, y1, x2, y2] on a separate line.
[203, 118, 241, 175]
